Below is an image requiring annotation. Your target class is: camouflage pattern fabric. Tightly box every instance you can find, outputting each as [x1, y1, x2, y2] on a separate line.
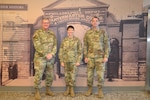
[84, 29, 110, 58]
[87, 58, 105, 87]
[59, 36, 82, 86]
[84, 29, 110, 88]
[64, 62, 77, 86]
[33, 29, 57, 88]
[59, 36, 82, 63]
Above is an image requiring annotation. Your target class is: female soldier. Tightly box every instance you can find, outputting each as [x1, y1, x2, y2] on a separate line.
[59, 25, 82, 97]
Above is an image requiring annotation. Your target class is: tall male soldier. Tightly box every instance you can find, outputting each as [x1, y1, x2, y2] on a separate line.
[33, 18, 57, 100]
[84, 16, 110, 98]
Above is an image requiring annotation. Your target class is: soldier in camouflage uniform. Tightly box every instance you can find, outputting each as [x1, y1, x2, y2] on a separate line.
[84, 16, 110, 98]
[33, 18, 57, 100]
[59, 25, 82, 97]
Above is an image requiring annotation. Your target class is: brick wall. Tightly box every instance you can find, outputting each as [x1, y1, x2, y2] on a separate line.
[122, 63, 138, 81]
[17, 61, 30, 79]
[138, 62, 146, 81]
[122, 62, 146, 81]
[1, 62, 9, 83]
[2, 61, 30, 83]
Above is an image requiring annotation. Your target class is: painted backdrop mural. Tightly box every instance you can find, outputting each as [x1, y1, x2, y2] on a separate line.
[0, 0, 146, 87]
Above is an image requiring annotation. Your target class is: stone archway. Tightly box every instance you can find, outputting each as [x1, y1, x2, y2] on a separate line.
[32, 0, 109, 77]
[32, 16, 93, 77]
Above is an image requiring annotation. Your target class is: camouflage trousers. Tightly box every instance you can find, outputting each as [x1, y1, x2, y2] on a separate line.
[34, 57, 55, 89]
[64, 62, 77, 86]
[87, 58, 105, 88]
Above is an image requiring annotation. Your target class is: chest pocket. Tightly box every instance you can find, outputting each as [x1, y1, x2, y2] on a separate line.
[63, 41, 70, 51]
[40, 33, 54, 44]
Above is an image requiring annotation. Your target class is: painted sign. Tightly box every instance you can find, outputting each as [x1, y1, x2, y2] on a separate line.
[44, 8, 107, 25]
[0, 4, 27, 10]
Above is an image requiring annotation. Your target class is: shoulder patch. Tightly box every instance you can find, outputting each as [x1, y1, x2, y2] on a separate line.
[33, 29, 40, 38]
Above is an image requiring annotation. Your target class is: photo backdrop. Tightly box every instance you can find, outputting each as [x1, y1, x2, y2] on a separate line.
[0, 0, 146, 87]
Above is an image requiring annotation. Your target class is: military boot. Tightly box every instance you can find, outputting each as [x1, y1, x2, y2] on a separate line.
[70, 86, 75, 97]
[35, 88, 41, 100]
[63, 85, 70, 96]
[45, 86, 55, 96]
[96, 87, 104, 98]
[84, 86, 92, 96]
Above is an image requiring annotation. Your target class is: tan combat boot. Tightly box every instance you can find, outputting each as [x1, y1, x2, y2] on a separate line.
[70, 86, 75, 97]
[35, 88, 41, 100]
[45, 86, 55, 96]
[63, 85, 70, 96]
[85, 86, 92, 96]
[96, 87, 104, 98]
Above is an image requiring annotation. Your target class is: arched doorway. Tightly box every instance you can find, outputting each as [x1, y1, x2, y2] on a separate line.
[107, 38, 119, 80]
[32, 0, 109, 77]
[32, 17, 92, 77]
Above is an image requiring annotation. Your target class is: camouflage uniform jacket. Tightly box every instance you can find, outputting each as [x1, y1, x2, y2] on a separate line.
[59, 36, 82, 63]
[33, 29, 57, 58]
[84, 29, 110, 58]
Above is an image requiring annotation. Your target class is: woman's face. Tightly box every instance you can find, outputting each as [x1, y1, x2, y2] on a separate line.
[67, 28, 74, 37]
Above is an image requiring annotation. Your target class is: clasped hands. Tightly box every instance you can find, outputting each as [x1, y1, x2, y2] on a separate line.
[61, 62, 80, 67]
[46, 53, 53, 60]
[84, 57, 108, 63]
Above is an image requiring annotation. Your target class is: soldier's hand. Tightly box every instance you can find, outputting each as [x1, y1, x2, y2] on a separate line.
[76, 62, 80, 67]
[61, 62, 64, 67]
[84, 58, 88, 63]
[103, 58, 108, 63]
[46, 53, 52, 60]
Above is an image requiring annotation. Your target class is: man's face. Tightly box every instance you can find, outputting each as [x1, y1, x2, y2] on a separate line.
[91, 18, 99, 27]
[67, 28, 74, 37]
[42, 19, 50, 30]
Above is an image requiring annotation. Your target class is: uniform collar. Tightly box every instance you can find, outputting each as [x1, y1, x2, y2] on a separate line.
[41, 28, 50, 33]
[67, 36, 74, 40]
[91, 27, 100, 31]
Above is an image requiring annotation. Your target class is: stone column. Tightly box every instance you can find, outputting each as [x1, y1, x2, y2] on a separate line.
[120, 19, 142, 81]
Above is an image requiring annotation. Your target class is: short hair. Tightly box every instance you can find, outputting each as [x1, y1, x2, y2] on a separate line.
[42, 16, 50, 21]
[67, 25, 74, 30]
[91, 16, 99, 21]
